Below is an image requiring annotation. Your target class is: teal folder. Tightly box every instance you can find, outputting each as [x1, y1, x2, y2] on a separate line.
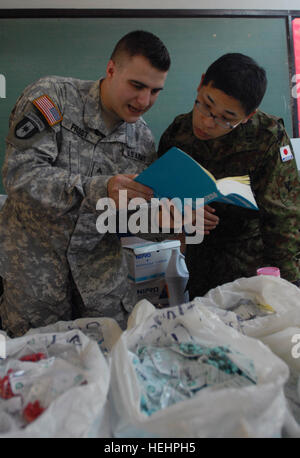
[134, 147, 258, 210]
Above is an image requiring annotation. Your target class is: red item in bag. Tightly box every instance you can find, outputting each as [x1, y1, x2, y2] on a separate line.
[0, 369, 14, 399]
[23, 400, 45, 423]
[19, 353, 47, 362]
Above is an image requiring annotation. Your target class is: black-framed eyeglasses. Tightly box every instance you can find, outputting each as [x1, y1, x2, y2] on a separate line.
[194, 99, 242, 130]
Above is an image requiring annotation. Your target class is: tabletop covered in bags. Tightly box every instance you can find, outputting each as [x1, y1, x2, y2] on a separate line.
[0, 275, 300, 438]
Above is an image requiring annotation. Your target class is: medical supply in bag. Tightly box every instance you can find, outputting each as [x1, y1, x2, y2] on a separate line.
[109, 300, 289, 438]
[227, 298, 276, 321]
[203, 275, 300, 338]
[197, 275, 300, 437]
[130, 341, 256, 417]
[165, 247, 189, 306]
[0, 329, 110, 438]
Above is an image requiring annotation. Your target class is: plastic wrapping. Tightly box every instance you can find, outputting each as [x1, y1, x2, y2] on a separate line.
[0, 329, 110, 437]
[201, 275, 300, 338]
[24, 316, 122, 357]
[195, 275, 300, 437]
[109, 299, 289, 438]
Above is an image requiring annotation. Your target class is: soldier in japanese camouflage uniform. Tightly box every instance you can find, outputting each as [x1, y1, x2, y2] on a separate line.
[0, 30, 170, 336]
[158, 53, 300, 299]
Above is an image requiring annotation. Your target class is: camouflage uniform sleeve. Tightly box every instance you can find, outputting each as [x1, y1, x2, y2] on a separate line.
[3, 78, 110, 216]
[255, 122, 300, 282]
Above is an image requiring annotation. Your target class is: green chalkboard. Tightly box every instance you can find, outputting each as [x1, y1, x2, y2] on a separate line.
[0, 17, 292, 194]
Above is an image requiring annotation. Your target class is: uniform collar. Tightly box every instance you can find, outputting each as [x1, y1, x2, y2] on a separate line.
[83, 79, 104, 132]
[186, 110, 255, 159]
[83, 79, 137, 148]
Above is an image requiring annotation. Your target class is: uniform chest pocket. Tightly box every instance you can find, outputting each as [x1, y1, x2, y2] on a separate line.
[57, 136, 96, 176]
[91, 157, 117, 176]
[58, 120, 98, 176]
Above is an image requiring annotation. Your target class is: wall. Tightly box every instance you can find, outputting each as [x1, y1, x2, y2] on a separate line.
[0, 2, 298, 194]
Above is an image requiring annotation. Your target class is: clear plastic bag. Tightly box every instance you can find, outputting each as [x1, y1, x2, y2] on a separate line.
[195, 276, 300, 437]
[201, 276, 300, 338]
[24, 316, 122, 357]
[109, 299, 289, 438]
[0, 329, 110, 437]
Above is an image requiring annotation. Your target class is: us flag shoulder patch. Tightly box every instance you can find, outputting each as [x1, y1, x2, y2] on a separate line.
[32, 94, 62, 126]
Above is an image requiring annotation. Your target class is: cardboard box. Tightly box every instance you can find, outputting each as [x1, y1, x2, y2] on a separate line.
[130, 277, 169, 306]
[121, 237, 180, 283]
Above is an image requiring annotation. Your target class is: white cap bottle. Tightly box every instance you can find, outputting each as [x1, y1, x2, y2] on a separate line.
[165, 247, 189, 306]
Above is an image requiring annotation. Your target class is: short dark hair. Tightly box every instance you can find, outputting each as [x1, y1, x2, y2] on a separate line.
[110, 30, 171, 72]
[202, 53, 267, 115]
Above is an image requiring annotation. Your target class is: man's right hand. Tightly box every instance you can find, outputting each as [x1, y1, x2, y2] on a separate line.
[107, 174, 153, 209]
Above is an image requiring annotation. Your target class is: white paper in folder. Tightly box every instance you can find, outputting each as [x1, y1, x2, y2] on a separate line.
[291, 138, 300, 170]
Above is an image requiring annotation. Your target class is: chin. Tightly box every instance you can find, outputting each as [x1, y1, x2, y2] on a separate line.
[121, 110, 140, 123]
[125, 116, 140, 124]
[193, 126, 211, 140]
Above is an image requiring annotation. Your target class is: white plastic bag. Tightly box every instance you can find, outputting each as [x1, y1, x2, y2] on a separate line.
[259, 327, 300, 437]
[24, 316, 122, 356]
[202, 276, 300, 338]
[260, 327, 300, 372]
[0, 329, 110, 437]
[109, 299, 289, 438]
[196, 276, 300, 437]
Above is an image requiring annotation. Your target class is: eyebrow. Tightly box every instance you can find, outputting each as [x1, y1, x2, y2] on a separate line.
[130, 79, 164, 91]
[206, 93, 238, 118]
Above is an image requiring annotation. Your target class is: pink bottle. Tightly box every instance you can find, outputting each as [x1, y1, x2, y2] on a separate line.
[256, 267, 280, 277]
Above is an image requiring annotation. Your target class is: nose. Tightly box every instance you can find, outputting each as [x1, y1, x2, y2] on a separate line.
[201, 113, 216, 129]
[136, 89, 151, 108]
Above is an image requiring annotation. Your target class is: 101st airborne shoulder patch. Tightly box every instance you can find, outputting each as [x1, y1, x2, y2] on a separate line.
[15, 110, 46, 139]
[32, 94, 62, 126]
[8, 95, 62, 149]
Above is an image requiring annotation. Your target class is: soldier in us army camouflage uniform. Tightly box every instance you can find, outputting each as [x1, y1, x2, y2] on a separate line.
[0, 30, 170, 336]
[158, 53, 300, 299]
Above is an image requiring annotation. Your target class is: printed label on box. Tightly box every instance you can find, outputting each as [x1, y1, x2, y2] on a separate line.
[131, 278, 169, 306]
[122, 238, 180, 283]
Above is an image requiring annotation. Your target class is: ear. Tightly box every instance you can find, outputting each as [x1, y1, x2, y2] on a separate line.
[197, 73, 205, 92]
[106, 59, 116, 79]
[242, 109, 257, 124]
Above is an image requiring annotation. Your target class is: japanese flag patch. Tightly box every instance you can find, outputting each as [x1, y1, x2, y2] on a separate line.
[280, 145, 293, 162]
[32, 94, 62, 126]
